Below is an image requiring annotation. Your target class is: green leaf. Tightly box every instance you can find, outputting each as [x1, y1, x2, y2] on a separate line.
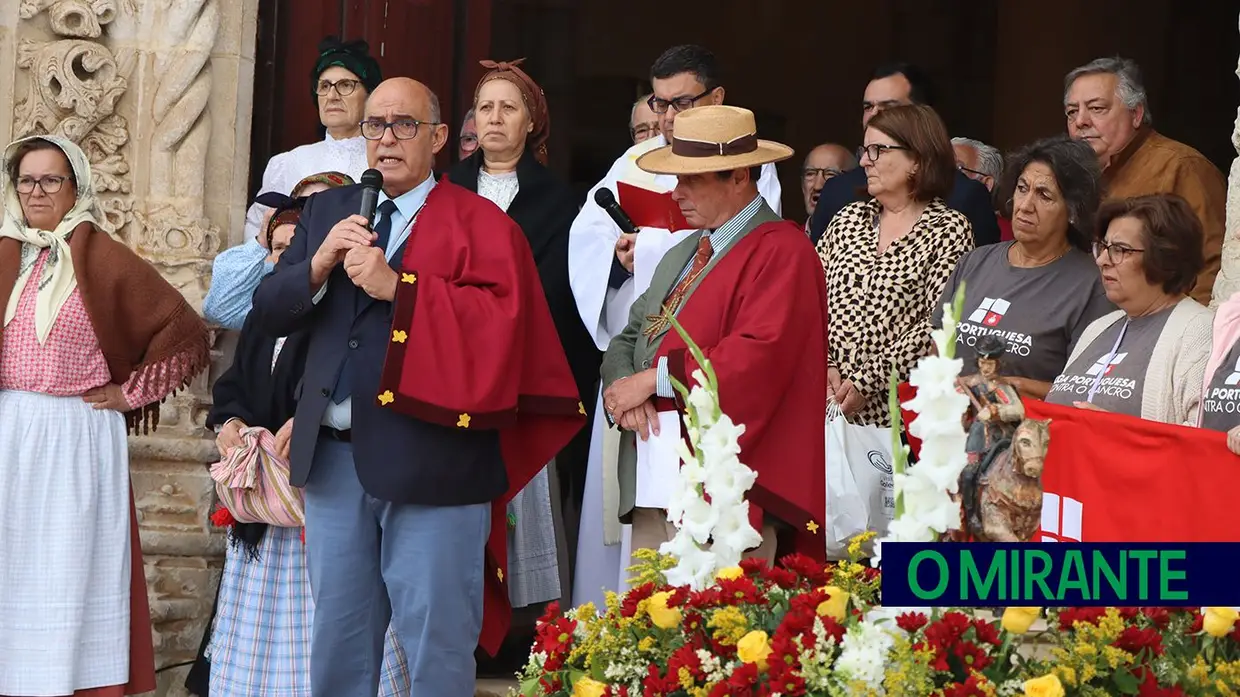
[887, 366, 906, 519]
[944, 280, 967, 360]
[1111, 667, 1142, 694]
[518, 676, 542, 697]
[666, 312, 717, 388]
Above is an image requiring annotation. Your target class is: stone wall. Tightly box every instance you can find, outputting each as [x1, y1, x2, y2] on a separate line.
[0, 1, 258, 694]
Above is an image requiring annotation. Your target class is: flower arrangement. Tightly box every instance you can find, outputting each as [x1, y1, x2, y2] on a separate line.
[514, 294, 1240, 696]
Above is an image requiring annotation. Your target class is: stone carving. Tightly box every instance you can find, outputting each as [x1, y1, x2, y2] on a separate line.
[13, 37, 135, 232]
[18, 0, 129, 38]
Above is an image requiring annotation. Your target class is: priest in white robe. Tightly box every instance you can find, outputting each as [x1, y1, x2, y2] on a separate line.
[568, 44, 782, 609]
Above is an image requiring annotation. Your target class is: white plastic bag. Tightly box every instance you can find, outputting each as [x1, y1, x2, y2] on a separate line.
[824, 401, 895, 559]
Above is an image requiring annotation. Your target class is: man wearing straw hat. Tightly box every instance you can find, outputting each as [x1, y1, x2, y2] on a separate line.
[599, 105, 828, 561]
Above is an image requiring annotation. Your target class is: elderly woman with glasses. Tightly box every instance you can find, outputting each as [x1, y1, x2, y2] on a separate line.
[238, 36, 381, 249]
[816, 103, 973, 427]
[933, 136, 1116, 399]
[0, 135, 211, 695]
[1046, 194, 1212, 424]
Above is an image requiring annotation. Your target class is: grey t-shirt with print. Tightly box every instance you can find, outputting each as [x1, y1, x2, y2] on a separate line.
[1045, 307, 1175, 418]
[932, 243, 1115, 382]
[1200, 338, 1240, 432]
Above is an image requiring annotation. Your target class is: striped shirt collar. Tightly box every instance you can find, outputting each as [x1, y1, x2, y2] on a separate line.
[700, 194, 764, 254]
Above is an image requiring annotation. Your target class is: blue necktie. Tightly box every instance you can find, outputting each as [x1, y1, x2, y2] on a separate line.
[330, 199, 400, 404]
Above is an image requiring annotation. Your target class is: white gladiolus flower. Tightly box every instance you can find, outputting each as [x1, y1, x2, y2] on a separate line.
[679, 490, 721, 545]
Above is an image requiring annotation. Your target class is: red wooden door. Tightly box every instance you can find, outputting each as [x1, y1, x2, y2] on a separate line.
[249, 0, 492, 201]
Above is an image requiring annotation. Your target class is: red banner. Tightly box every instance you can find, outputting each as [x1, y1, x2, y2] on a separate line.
[897, 384, 1240, 542]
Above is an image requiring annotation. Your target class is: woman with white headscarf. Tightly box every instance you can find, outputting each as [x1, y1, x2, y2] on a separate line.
[0, 135, 211, 695]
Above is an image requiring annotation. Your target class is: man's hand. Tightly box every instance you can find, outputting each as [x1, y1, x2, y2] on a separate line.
[1072, 401, 1108, 413]
[827, 366, 842, 402]
[311, 214, 375, 286]
[274, 418, 294, 461]
[1228, 425, 1240, 456]
[617, 401, 660, 441]
[615, 232, 637, 273]
[215, 418, 246, 458]
[344, 246, 397, 301]
[603, 369, 657, 419]
[835, 379, 865, 417]
[82, 384, 130, 412]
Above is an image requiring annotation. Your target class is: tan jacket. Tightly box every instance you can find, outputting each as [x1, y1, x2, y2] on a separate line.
[1103, 128, 1227, 305]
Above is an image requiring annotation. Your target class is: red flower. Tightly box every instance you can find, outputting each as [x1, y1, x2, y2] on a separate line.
[210, 506, 236, 528]
[620, 582, 655, 618]
[1136, 666, 1185, 697]
[971, 619, 1001, 646]
[1058, 607, 1107, 631]
[1140, 607, 1172, 629]
[763, 566, 800, 589]
[717, 576, 764, 606]
[941, 672, 993, 697]
[1188, 611, 1204, 634]
[951, 640, 992, 672]
[538, 675, 562, 693]
[914, 640, 950, 672]
[779, 553, 829, 586]
[641, 664, 679, 695]
[818, 616, 846, 645]
[538, 601, 562, 625]
[686, 587, 723, 610]
[667, 644, 704, 683]
[896, 612, 929, 633]
[536, 616, 576, 656]
[924, 612, 973, 647]
[739, 557, 770, 576]
[1114, 626, 1164, 657]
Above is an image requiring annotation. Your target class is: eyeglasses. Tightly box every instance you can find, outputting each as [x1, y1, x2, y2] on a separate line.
[459, 134, 478, 148]
[316, 78, 362, 96]
[858, 144, 909, 162]
[647, 88, 715, 115]
[957, 163, 989, 179]
[360, 118, 440, 141]
[630, 122, 660, 142]
[1093, 239, 1145, 265]
[15, 175, 69, 195]
[803, 167, 843, 181]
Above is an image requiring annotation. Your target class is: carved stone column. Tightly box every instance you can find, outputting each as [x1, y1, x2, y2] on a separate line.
[0, 1, 258, 694]
[1213, 11, 1240, 306]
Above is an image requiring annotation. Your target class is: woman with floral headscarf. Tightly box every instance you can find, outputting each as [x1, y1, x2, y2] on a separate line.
[448, 58, 600, 672]
[0, 134, 211, 695]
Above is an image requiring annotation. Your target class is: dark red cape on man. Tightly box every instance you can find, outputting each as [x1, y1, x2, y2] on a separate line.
[653, 220, 828, 559]
[375, 178, 586, 655]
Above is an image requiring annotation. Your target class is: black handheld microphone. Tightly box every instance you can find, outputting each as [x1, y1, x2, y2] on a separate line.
[358, 169, 384, 227]
[593, 188, 638, 234]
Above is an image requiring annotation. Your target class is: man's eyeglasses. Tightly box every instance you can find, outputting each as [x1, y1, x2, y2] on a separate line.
[858, 144, 909, 162]
[803, 167, 843, 181]
[647, 88, 715, 115]
[360, 118, 440, 141]
[1093, 240, 1145, 265]
[957, 163, 989, 179]
[630, 122, 660, 142]
[316, 78, 362, 97]
[15, 175, 68, 195]
[459, 134, 478, 148]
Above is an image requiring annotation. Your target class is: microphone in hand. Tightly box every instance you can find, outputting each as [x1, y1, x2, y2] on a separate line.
[594, 188, 638, 235]
[358, 169, 383, 228]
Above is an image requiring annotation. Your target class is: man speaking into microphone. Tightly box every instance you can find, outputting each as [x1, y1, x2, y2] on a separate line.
[251, 77, 584, 696]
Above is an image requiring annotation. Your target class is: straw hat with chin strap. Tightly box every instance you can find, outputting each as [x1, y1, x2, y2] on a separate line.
[636, 105, 794, 175]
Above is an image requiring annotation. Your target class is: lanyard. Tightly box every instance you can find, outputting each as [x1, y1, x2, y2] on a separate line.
[1086, 318, 1130, 403]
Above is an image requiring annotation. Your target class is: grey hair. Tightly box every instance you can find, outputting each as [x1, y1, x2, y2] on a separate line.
[462, 107, 475, 126]
[631, 94, 652, 125]
[428, 90, 442, 123]
[1063, 56, 1151, 125]
[951, 137, 1003, 180]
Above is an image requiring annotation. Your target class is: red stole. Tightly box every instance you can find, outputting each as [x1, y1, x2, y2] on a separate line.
[376, 178, 586, 655]
[654, 220, 829, 559]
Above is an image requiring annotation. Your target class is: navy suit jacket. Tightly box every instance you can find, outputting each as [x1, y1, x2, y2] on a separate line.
[249, 184, 506, 506]
[808, 167, 1000, 249]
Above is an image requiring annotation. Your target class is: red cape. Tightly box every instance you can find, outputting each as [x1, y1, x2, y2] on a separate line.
[376, 177, 586, 655]
[653, 220, 828, 559]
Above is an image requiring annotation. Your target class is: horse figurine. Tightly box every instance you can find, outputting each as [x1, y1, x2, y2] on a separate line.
[954, 418, 1051, 542]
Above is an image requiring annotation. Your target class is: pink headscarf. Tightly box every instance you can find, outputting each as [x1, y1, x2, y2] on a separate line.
[475, 58, 550, 165]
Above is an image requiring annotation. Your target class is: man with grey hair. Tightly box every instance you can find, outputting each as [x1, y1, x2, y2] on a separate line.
[1064, 55, 1226, 304]
[951, 137, 1002, 192]
[799, 143, 856, 230]
[457, 107, 477, 160]
[630, 93, 659, 144]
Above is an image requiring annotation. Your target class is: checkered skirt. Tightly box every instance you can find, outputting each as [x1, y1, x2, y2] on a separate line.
[208, 525, 410, 696]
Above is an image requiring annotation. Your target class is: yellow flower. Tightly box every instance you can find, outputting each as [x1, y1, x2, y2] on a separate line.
[1204, 607, 1240, 638]
[1002, 607, 1041, 634]
[716, 566, 744, 581]
[708, 606, 749, 645]
[816, 585, 849, 620]
[573, 676, 608, 697]
[648, 591, 682, 629]
[736, 630, 772, 670]
[1022, 673, 1065, 697]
